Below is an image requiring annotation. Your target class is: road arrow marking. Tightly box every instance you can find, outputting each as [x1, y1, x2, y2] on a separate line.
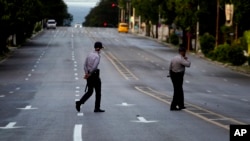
[116, 102, 134, 106]
[131, 115, 158, 123]
[17, 105, 38, 110]
[0, 122, 23, 129]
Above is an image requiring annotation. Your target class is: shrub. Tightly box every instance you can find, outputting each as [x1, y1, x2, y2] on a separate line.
[228, 44, 247, 66]
[248, 57, 250, 66]
[34, 22, 42, 33]
[212, 44, 230, 62]
[200, 33, 215, 57]
[170, 34, 179, 45]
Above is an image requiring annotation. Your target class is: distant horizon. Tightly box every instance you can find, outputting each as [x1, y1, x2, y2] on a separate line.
[64, 0, 99, 7]
[65, 1, 98, 25]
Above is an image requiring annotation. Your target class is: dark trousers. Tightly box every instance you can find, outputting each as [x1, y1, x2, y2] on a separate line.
[79, 70, 101, 110]
[170, 71, 185, 109]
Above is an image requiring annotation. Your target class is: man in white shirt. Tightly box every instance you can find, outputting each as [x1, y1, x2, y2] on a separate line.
[75, 42, 105, 113]
[169, 46, 191, 111]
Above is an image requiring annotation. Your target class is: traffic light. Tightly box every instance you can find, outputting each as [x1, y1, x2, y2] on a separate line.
[111, 3, 116, 7]
[103, 22, 107, 27]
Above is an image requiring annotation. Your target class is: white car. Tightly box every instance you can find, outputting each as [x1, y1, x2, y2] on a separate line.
[46, 19, 57, 29]
[74, 23, 82, 28]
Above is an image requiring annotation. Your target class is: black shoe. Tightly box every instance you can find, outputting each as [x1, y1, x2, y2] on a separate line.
[170, 107, 180, 111]
[179, 106, 186, 110]
[94, 109, 105, 113]
[75, 101, 81, 112]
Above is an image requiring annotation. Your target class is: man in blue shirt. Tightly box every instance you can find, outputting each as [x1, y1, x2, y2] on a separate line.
[75, 42, 105, 113]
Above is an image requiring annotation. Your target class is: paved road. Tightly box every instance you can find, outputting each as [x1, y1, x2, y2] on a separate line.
[0, 27, 249, 141]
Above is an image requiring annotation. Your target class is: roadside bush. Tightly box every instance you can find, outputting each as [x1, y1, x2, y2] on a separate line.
[248, 57, 250, 66]
[228, 44, 247, 66]
[170, 34, 179, 45]
[200, 33, 215, 57]
[212, 44, 230, 62]
[34, 22, 42, 33]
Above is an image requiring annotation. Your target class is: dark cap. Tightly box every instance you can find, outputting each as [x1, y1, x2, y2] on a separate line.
[178, 47, 186, 52]
[94, 42, 103, 48]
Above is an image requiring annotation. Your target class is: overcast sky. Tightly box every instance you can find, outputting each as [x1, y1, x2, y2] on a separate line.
[64, 0, 100, 24]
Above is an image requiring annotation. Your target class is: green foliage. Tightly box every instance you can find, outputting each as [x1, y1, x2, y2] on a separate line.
[83, 0, 119, 27]
[238, 37, 248, 51]
[169, 34, 179, 45]
[212, 43, 230, 62]
[131, 0, 159, 24]
[212, 43, 247, 66]
[34, 22, 42, 33]
[200, 33, 215, 57]
[248, 57, 250, 66]
[228, 44, 247, 66]
[0, 0, 71, 55]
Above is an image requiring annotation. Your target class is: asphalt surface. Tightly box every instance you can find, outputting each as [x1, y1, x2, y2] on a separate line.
[0, 27, 249, 141]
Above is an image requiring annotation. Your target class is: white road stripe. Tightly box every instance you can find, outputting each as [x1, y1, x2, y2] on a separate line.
[74, 124, 82, 141]
[241, 98, 248, 102]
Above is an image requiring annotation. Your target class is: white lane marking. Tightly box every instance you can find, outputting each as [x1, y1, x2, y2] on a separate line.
[16, 87, 21, 90]
[25, 78, 29, 81]
[77, 113, 84, 116]
[116, 102, 134, 106]
[131, 116, 158, 123]
[76, 86, 80, 89]
[241, 99, 248, 102]
[0, 122, 23, 129]
[223, 79, 228, 82]
[28, 74, 32, 77]
[206, 90, 212, 93]
[185, 80, 190, 83]
[74, 124, 82, 141]
[17, 105, 38, 110]
[0, 95, 5, 98]
[9, 91, 14, 94]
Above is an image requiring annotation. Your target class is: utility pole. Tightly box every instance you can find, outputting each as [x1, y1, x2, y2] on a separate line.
[215, 0, 220, 47]
[196, 1, 200, 52]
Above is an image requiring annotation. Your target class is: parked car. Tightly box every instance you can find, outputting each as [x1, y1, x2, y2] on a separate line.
[46, 19, 57, 29]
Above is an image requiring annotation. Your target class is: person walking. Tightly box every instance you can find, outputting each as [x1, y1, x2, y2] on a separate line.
[169, 46, 191, 111]
[75, 41, 105, 113]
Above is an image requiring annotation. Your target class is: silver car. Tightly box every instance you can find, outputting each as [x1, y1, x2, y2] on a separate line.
[46, 19, 57, 29]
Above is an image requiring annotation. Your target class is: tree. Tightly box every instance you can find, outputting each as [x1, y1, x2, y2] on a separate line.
[0, 0, 72, 56]
[131, 0, 159, 37]
[83, 0, 119, 27]
[164, 0, 198, 49]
